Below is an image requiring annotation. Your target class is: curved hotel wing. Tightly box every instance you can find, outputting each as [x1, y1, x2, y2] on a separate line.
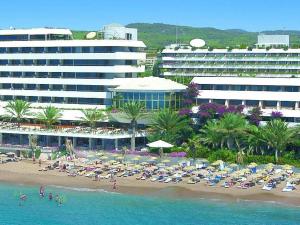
[0, 28, 146, 111]
[0, 27, 149, 150]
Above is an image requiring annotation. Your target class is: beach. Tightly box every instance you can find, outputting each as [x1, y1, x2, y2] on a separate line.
[1, 160, 300, 206]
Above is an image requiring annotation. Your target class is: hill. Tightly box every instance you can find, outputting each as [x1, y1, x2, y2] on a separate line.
[72, 23, 300, 50]
[126, 23, 300, 50]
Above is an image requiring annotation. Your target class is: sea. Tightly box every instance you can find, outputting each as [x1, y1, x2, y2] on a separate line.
[0, 182, 299, 225]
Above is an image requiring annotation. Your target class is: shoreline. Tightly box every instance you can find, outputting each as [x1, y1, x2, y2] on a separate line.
[1, 161, 300, 207]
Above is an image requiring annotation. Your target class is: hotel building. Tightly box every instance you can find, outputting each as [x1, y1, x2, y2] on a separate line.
[0, 25, 186, 152]
[161, 36, 300, 123]
[161, 47, 300, 77]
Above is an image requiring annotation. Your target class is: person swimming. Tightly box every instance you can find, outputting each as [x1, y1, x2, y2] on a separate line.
[19, 193, 27, 206]
[55, 194, 59, 202]
[48, 192, 53, 201]
[39, 186, 45, 197]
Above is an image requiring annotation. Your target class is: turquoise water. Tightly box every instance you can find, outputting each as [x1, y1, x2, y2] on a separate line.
[0, 183, 299, 225]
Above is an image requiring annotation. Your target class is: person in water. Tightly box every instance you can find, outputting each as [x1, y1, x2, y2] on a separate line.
[55, 194, 59, 202]
[48, 192, 53, 201]
[19, 193, 27, 206]
[39, 186, 45, 198]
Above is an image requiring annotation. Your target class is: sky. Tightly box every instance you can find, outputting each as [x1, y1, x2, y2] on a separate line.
[1, 0, 300, 31]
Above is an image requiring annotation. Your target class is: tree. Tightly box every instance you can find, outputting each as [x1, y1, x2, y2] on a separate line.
[260, 119, 296, 163]
[217, 113, 249, 152]
[149, 109, 190, 144]
[28, 134, 38, 159]
[120, 101, 145, 151]
[200, 120, 224, 149]
[36, 106, 62, 129]
[4, 100, 31, 127]
[80, 108, 105, 130]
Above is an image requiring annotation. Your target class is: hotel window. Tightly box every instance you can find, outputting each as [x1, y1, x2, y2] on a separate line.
[212, 99, 226, 105]
[82, 47, 90, 53]
[37, 72, 47, 78]
[229, 100, 243, 105]
[0, 48, 6, 53]
[0, 60, 8, 65]
[12, 84, 23, 89]
[53, 97, 64, 103]
[2, 84, 11, 89]
[24, 72, 35, 77]
[61, 47, 72, 53]
[72, 47, 81, 53]
[28, 96, 38, 102]
[25, 84, 36, 90]
[265, 86, 281, 91]
[11, 72, 22, 77]
[62, 60, 73, 66]
[247, 85, 263, 91]
[40, 97, 51, 103]
[200, 84, 213, 90]
[3, 96, 13, 101]
[51, 72, 61, 78]
[67, 98, 78, 104]
[281, 101, 295, 109]
[24, 60, 34, 65]
[263, 101, 277, 107]
[231, 85, 246, 91]
[34, 47, 45, 53]
[30, 35, 45, 41]
[283, 86, 298, 92]
[66, 85, 76, 91]
[36, 60, 46, 65]
[52, 85, 63, 91]
[0, 72, 9, 77]
[7, 48, 19, 53]
[21, 47, 32, 53]
[245, 100, 259, 107]
[63, 72, 75, 78]
[215, 85, 229, 90]
[46, 47, 59, 53]
[49, 60, 60, 66]
[39, 84, 49, 90]
[197, 99, 210, 104]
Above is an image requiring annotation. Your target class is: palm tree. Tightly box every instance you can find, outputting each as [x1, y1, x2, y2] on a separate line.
[4, 99, 31, 127]
[150, 109, 190, 144]
[80, 108, 105, 130]
[28, 134, 38, 159]
[217, 113, 248, 151]
[120, 101, 145, 151]
[36, 106, 62, 129]
[200, 120, 224, 149]
[261, 119, 296, 163]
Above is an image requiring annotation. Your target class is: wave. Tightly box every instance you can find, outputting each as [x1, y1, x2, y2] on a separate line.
[48, 185, 120, 195]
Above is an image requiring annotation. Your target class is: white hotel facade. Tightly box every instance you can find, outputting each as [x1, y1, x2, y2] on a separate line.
[161, 40, 300, 123]
[0, 25, 186, 151]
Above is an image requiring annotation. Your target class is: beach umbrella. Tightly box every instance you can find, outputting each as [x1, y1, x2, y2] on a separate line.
[100, 156, 108, 160]
[96, 152, 104, 157]
[162, 159, 171, 164]
[211, 160, 223, 166]
[147, 140, 173, 158]
[229, 163, 238, 168]
[249, 162, 258, 167]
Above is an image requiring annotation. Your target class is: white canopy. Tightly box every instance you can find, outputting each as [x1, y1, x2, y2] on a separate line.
[147, 140, 173, 148]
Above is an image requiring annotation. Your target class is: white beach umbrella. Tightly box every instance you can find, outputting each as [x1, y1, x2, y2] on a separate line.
[147, 140, 173, 158]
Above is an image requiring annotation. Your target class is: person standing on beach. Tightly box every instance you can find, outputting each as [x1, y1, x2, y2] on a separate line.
[113, 180, 117, 190]
[39, 159, 42, 167]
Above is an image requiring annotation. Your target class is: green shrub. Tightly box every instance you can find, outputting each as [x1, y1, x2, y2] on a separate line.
[207, 149, 236, 163]
[187, 146, 211, 159]
[21, 151, 28, 158]
[243, 155, 275, 165]
[34, 148, 41, 159]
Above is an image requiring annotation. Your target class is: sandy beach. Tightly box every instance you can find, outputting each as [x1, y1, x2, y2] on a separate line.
[1, 160, 300, 206]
